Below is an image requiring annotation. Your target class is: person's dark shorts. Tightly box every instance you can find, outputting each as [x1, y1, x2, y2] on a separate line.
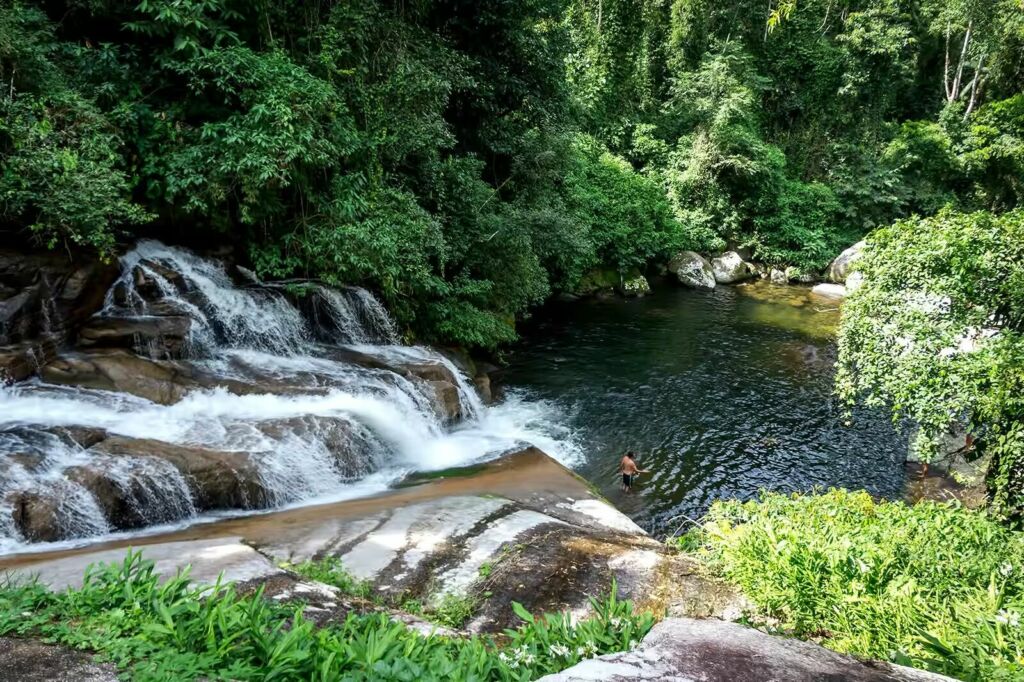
[622, 473, 633, 487]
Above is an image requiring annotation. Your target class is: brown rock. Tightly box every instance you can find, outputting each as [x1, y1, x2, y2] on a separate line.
[78, 315, 192, 358]
[40, 350, 255, 405]
[429, 380, 462, 423]
[0, 339, 56, 384]
[91, 436, 271, 511]
[8, 491, 64, 543]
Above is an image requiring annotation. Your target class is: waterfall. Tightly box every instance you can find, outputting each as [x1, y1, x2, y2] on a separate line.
[0, 241, 582, 553]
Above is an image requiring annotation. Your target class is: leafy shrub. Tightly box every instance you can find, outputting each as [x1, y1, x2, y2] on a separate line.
[0, 551, 656, 681]
[837, 209, 1024, 521]
[691, 490, 1024, 681]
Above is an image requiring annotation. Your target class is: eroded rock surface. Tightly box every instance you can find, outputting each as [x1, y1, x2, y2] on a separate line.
[0, 637, 118, 682]
[539, 618, 954, 682]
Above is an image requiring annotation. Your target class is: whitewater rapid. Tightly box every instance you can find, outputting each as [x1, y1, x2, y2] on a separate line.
[0, 241, 581, 554]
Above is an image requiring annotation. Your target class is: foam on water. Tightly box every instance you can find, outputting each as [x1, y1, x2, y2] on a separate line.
[0, 241, 580, 553]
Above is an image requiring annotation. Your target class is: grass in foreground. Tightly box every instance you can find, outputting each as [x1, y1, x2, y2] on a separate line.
[677, 490, 1024, 681]
[0, 551, 654, 681]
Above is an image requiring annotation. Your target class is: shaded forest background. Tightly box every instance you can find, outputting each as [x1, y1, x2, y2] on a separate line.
[1, 0, 1022, 348]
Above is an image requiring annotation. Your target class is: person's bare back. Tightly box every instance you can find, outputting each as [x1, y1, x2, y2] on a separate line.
[620, 451, 648, 491]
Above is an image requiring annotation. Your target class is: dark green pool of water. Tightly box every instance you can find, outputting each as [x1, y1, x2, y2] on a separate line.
[504, 279, 908, 536]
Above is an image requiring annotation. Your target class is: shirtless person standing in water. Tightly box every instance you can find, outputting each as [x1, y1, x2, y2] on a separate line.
[620, 451, 649, 492]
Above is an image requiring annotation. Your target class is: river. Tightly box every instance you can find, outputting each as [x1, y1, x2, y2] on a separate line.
[504, 279, 909, 536]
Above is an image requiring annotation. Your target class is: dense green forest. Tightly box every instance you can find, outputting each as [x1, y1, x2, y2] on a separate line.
[1, 0, 1023, 515]
[3, 0, 1021, 348]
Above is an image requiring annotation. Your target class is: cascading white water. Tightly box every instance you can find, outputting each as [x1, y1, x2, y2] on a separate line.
[0, 241, 581, 554]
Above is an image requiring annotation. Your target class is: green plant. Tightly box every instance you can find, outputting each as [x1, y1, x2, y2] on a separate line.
[696, 490, 1024, 680]
[0, 551, 656, 681]
[282, 556, 373, 599]
[430, 593, 477, 630]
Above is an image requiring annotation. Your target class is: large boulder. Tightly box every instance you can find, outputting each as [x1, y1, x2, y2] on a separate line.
[711, 251, 755, 284]
[540, 617, 953, 682]
[827, 241, 865, 283]
[576, 267, 620, 298]
[668, 252, 716, 289]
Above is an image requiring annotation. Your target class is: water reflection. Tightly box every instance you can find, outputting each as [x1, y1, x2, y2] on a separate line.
[505, 279, 907, 535]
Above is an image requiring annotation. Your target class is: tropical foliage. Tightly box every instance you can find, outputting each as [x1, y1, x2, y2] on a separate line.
[684, 490, 1024, 681]
[2, 0, 1021, 347]
[837, 209, 1024, 521]
[0, 551, 655, 681]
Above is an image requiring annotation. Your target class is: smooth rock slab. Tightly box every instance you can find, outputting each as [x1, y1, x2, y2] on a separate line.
[433, 509, 565, 600]
[337, 496, 509, 581]
[5, 537, 283, 592]
[539, 618, 953, 682]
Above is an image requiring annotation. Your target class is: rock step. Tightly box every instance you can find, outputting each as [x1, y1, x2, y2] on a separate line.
[539, 617, 955, 682]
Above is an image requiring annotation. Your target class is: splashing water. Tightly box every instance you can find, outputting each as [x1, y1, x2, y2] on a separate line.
[0, 241, 581, 553]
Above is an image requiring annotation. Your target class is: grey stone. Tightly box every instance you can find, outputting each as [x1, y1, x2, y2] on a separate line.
[667, 252, 716, 290]
[711, 251, 755, 284]
[539, 617, 954, 682]
[827, 241, 865, 284]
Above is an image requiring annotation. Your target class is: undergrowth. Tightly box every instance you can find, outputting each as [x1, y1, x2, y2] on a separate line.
[0, 551, 655, 681]
[677, 490, 1024, 681]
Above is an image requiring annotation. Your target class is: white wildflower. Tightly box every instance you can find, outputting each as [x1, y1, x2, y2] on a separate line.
[628, 639, 639, 650]
[1000, 562, 1014, 577]
[549, 644, 570, 657]
[609, 616, 623, 628]
[523, 653, 536, 665]
[995, 610, 1020, 628]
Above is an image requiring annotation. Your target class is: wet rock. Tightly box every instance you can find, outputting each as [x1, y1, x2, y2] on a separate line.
[847, 270, 865, 292]
[41, 350, 256, 405]
[429, 380, 463, 423]
[711, 251, 755, 284]
[91, 436, 271, 511]
[770, 268, 789, 285]
[668, 251, 716, 289]
[0, 637, 118, 682]
[0, 339, 56, 384]
[827, 240, 865, 284]
[7, 491, 64, 542]
[540, 618, 953, 682]
[134, 259, 187, 299]
[78, 315, 192, 358]
[0, 250, 117, 346]
[64, 463, 192, 531]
